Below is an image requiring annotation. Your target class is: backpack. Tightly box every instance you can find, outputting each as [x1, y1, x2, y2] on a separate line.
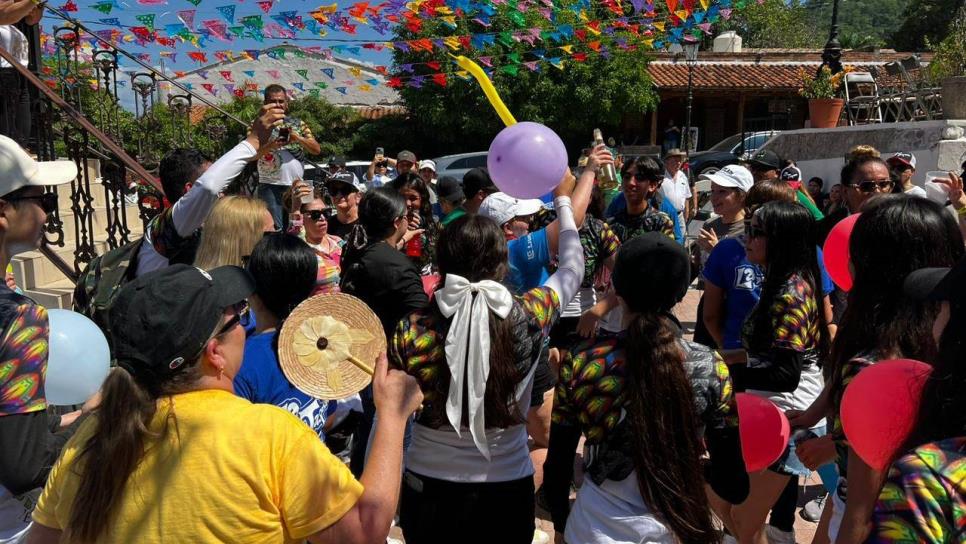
[72, 237, 144, 347]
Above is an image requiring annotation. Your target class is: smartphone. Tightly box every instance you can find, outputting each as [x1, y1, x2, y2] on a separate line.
[277, 126, 291, 143]
[376, 147, 384, 156]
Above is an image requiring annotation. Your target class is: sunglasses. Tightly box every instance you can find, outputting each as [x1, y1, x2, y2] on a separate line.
[214, 300, 250, 338]
[4, 192, 58, 214]
[305, 209, 327, 221]
[744, 222, 767, 239]
[331, 188, 354, 198]
[855, 179, 894, 193]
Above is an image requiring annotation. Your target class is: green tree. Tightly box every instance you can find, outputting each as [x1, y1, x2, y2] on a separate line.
[927, 6, 966, 80]
[891, 0, 962, 51]
[717, 0, 822, 48]
[389, 0, 658, 156]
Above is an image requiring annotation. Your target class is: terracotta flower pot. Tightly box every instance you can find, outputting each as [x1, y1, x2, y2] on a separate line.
[808, 98, 845, 128]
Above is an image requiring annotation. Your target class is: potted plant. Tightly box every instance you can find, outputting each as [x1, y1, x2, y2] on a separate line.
[799, 66, 853, 128]
[930, 8, 966, 119]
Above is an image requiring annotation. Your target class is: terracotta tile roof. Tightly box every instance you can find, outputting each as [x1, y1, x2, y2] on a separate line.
[648, 49, 934, 92]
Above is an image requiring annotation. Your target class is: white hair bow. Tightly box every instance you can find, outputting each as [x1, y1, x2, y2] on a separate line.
[435, 273, 514, 460]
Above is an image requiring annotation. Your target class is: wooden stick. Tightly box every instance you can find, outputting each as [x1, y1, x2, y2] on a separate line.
[346, 354, 374, 375]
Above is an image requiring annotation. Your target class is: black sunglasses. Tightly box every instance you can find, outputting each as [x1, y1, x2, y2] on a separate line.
[4, 192, 58, 214]
[213, 300, 250, 338]
[622, 173, 660, 185]
[744, 221, 767, 239]
[305, 209, 327, 221]
[855, 179, 893, 193]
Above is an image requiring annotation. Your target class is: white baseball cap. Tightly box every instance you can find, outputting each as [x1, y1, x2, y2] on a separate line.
[478, 192, 544, 226]
[699, 164, 754, 193]
[418, 160, 436, 172]
[0, 135, 77, 196]
[887, 152, 916, 170]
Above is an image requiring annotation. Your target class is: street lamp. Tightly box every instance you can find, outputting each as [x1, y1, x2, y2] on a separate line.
[821, 0, 843, 74]
[683, 39, 699, 153]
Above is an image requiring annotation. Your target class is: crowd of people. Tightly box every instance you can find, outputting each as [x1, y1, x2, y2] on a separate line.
[0, 84, 965, 544]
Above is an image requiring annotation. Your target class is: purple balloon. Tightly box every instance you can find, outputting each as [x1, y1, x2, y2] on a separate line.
[487, 122, 568, 199]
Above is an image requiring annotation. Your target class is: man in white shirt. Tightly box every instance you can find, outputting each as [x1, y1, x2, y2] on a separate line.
[659, 148, 692, 228]
[255, 85, 321, 230]
[887, 152, 927, 198]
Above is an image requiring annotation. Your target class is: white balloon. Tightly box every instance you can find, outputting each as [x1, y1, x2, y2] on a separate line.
[45, 309, 110, 406]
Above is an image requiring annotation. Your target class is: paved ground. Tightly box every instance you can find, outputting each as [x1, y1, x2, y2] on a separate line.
[390, 287, 824, 543]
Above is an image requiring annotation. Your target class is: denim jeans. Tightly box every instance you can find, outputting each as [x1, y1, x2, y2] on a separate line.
[256, 183, 288, 230]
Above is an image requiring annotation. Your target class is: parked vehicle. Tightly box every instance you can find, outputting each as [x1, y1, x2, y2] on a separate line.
[434, 151, 488, 181]
[688, 130, 780, 184]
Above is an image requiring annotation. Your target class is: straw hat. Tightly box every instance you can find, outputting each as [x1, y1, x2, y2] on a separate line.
[278, 293, 385, 400]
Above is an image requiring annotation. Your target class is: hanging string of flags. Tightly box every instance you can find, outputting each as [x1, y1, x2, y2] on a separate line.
[43, 0, 759, 99]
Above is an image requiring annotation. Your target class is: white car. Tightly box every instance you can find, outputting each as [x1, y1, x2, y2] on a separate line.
[434, 152, 488, 181]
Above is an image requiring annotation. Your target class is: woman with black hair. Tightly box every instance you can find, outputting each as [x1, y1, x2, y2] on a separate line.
[790, 195, 964, 544]
[724, 201, 832, 544]
[389, 178, 584, 543]
[390, 173, 441, 274]
[341, 187, 428, 477]
[233, 233, 335, 440]
[866, 259, 966, 543]
[544, 233, 747, 543]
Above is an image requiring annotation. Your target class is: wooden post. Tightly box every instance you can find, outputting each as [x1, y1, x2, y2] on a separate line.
[649, 108, 658, 145]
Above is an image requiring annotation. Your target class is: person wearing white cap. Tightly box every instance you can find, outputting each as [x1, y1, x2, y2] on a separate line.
[0, 134, 86, 542]
[692, 164, 753, 349]
[417, 160, 439, 210]
[887, 151, 927, 198]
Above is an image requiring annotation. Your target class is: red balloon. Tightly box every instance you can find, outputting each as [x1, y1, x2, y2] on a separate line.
[841, 359, 931, 471]
[737, 393, 791, 472]
[822, 213, 861, 292]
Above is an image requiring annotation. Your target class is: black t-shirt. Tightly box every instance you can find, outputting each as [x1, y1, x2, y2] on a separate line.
[328, 215, 356, 239]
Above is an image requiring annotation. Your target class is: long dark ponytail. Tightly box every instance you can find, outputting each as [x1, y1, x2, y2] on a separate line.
[424, 214, 523, 428]
[745, 200, 830, 360]
[340, 187, 407, 284]
[65, 362, 204, 542]
[623, 312, 719, 543]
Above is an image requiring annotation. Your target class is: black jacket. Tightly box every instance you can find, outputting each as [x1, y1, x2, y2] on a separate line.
[340, 241, 428, 339]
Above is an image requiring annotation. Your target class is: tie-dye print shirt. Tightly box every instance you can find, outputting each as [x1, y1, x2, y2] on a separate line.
[552, 334, 736, 485]
[867, 437, 966, 544]
[0, 287, 48, 415]
[390, 286, 560, 429]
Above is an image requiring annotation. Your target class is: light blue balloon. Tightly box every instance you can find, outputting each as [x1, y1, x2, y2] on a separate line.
[46, 309, 110, 406]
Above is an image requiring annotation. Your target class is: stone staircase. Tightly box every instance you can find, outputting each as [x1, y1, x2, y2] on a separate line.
[10, 160, 145, 309]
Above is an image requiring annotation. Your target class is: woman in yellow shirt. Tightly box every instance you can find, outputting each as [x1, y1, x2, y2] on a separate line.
[27, 264, 422, 544]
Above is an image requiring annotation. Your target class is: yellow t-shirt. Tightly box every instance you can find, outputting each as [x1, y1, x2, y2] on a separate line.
[32, 389, 363, 543]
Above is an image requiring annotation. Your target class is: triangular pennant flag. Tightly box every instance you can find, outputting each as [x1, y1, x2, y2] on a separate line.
[700, 0, 709, 8]
[257, 1, 273, 13]
[197, 70, 209, 79]
[177, 9, 196, 29]
[432, 73, 447, 87]
[292, 82, 304, 91]
[267, 70, 280, 79]
[315, 81, 328, 89]
[186, 0, 202, 6]
[675, 9, 689, 20]
[99, 18, 121, 27]
[296, 69, 309, 79]
[224, 84, 234, 92]
[135, 14, 155, 30]
[309, 89, 320, 98]
[426, 61, 441, 71]
[524, 61, 539, 71]
[91, 1, 113, 14]
[219, 71, 234, 82]
[321, 68, 335, 79]
[478, 56, 493, 67]
[243, 70, 255, 78]
[666, 0, 678, 12]
[202, 83, 216, 94]
[549, 57, 564, 69]
[501, 65, 519, 76]
[217, 5, 235, 23]
[335, 87, 347, 94]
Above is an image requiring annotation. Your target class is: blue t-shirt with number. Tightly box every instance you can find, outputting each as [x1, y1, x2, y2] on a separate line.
[234, 331, 334, 440]
[703, 238, 834, 349]
[506, 228, 551, 294]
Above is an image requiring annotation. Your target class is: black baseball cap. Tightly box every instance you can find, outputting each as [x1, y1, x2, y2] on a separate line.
[462, 167, 497, 198]
[436, 175, 464, 202]
[109, 265, 254, 382]
[611, 233, 690, 313]
[327, 171, 364, 193]
[329, 156, 347, 167]
[747, 149, 782, 171]
[903, 258, 966, 306]
[397, 150, 417, 164]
